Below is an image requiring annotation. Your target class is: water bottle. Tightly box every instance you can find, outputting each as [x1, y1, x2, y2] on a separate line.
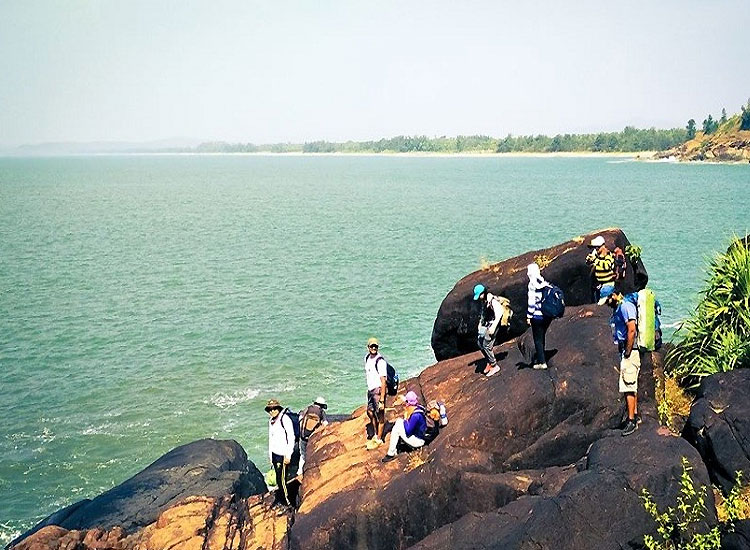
[439, 402, 448, 426]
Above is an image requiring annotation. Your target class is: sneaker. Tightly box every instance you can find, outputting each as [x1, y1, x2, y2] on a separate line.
[381, 454, 397, 463]
[621, 419, 638, 437]
[533, 363, 548, 370]
[365, 439, 378, 450]
[485, 366, 501, 377]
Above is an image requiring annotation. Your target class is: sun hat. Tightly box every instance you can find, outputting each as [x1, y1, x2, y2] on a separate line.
[590, 236, 605, 248]
[367, 337, 379, 347]
[473, 284, 486, 301]
[314, 396, 328, 409]
[405, 391, 419, 406]
[264, 399, 282, 412]
[597, 285, 616, 305]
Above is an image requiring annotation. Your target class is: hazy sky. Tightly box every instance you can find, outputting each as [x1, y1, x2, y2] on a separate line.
[1, 1, 749, 145]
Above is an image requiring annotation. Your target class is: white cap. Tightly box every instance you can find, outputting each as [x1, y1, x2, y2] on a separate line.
[590, 236, 605, 247]
[314, 396, 327, 408]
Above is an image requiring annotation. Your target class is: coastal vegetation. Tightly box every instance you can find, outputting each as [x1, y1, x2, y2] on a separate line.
[666, 236, 750, 384]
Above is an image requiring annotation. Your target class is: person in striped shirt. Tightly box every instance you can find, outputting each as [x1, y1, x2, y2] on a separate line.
[526, 262, 553, 370]
[586, 235, 616, 303]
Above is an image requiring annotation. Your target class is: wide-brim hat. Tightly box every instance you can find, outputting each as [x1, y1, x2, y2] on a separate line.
[264, 399, 282, 412]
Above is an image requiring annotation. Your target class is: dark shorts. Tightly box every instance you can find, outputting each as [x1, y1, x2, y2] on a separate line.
[366, 388, 382, 413]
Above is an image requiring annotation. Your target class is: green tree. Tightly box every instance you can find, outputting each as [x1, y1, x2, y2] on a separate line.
[720, 108, 727, 125]
[741, 98, 750, 131]
[686, 120, 697, 140]
[702, 115, 718, 135]
[666, 236, 750, 384]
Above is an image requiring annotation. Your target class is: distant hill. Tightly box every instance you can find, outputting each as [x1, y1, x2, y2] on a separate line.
[656, 114, 750, 163]
[5, 138, 201, 156]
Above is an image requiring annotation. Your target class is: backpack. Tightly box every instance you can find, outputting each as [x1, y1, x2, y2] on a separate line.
[614, 247, 627, 280]
[622, 289, 660, 351]
[495, 296, 513, 327]
[540, 284, 566, 319]
[365, 354, 400, 396]
[423, 414, 440, 444]
[299, 406, 323, 442]
[282, 408, 300, 445]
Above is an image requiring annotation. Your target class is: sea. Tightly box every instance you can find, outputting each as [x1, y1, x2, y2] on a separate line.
[0, 155, 748, 542]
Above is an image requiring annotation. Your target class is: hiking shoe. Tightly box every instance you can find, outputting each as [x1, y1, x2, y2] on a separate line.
[485, 366, 501, 377]
[381, 454, 397, 463]
[533, 363, 548, 370]
[621, 419, 638, 437]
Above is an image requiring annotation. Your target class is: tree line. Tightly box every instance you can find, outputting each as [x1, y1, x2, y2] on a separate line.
[185, 101, 750, 155]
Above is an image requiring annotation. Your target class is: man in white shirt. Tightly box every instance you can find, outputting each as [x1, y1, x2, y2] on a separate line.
[266, 399, 296, 507]
[364, 337, 387, 450]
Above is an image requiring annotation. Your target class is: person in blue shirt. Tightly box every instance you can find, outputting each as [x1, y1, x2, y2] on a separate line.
[382, 391, 426, 462]
[600, 291, 641, 436]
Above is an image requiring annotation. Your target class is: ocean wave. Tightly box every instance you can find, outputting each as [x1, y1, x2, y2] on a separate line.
[207, 387, 261, 409]
[0, 524, 22, 547]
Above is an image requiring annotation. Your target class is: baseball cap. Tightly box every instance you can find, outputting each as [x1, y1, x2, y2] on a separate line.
[597, 286, 616, 305]
[473, 284, 486, 301]
[265, 399, 282, 412]
[590, 236, 605, 248]
[367, 337, 379, 347]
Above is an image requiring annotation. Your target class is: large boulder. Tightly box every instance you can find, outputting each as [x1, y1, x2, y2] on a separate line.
[684, 370, 750, 492]
[431, 228, 648, 361]
[290, 305, 658, 550]
[10, 439, 265, 546]
[409, 427, 716, 550]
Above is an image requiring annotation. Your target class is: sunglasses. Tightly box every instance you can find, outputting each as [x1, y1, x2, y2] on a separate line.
[369, 344, 379, 349]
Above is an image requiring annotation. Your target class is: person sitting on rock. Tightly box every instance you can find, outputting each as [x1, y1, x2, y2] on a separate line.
[600, 291, 641, 436]
[526, 262, 553, 370]
[586, 235, 616, 303]
[473, 284, 511, 377]
[364, 337, 387, 450]
[296, 396, 329, 479]
[265, 399, 296, 507]
[382, 391, 426, 463]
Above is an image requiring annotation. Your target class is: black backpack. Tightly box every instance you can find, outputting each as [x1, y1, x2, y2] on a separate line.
[541, 284, 565, 319]
[282, 408, 301, 444]
[366, 355, 400, 396]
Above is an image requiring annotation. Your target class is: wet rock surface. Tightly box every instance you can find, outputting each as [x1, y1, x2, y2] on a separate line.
[430, 228, 648, 362]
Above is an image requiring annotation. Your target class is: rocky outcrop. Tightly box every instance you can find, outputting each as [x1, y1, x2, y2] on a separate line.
[290, 305, 657, 550]
[431, 228, 647, 361]
[10, 439, 265, 547]
[409, 428, 716, 550]
[11, 493, 291, 550]
[684, 370, 750, 493]
[656, 130, 750, 163]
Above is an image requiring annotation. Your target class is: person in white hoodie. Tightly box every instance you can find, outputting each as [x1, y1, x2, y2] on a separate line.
[526, 263, 552, 370]
[266, 398, 296, 507]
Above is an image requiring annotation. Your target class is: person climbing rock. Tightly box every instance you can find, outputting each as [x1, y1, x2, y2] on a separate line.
[586, 235, 616, 303]
[266, 399, 296, 507]
[473, 284, 511, 377]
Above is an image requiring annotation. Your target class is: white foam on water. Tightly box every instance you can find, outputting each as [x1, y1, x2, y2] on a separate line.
[207, 387, 261, 410]
[0, 524, 22, 547]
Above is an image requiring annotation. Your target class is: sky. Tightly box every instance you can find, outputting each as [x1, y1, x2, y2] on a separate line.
[1, 0, 749, 146]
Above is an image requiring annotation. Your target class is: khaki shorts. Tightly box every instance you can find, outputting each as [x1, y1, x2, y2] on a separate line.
[619, 351, 641, 393]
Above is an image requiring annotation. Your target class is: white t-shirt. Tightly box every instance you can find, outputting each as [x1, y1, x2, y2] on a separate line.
[365, 353, 387, 391]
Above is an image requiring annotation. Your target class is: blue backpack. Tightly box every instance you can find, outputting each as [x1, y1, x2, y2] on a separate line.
[541, 284, 566, 319]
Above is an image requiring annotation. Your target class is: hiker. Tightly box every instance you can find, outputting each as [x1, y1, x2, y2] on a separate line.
[382, 391, 426, 462]
[526, 262, 553, 369]
[266, 399, 296, 507]
[297, 396, 329, 479]
[613, 246, 627, 281]
[473, 284, 511, 377]
[586, 235, 616, 303]
[364, 337, 387, 450]
[600, 291, 641, 436]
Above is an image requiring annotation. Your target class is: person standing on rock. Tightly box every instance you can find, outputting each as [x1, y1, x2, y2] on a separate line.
[586, 235, 616, 303]
[526, 263, 553, 370]
[473, 284, 509, 377]
[266, 399, 296, 507]
[364, 337, 387, 450]
[600, 291, 641, 436]
[296, 396, 329, 479]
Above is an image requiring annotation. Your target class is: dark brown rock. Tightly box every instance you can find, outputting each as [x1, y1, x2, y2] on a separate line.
[431, 228, 648, 361]
[685, 370, 750, 492]
[409, 427, 716, 550]
[290, 305, 657, 550]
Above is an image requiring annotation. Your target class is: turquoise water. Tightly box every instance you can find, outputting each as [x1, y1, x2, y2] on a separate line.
[0, 155, 748, 541]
